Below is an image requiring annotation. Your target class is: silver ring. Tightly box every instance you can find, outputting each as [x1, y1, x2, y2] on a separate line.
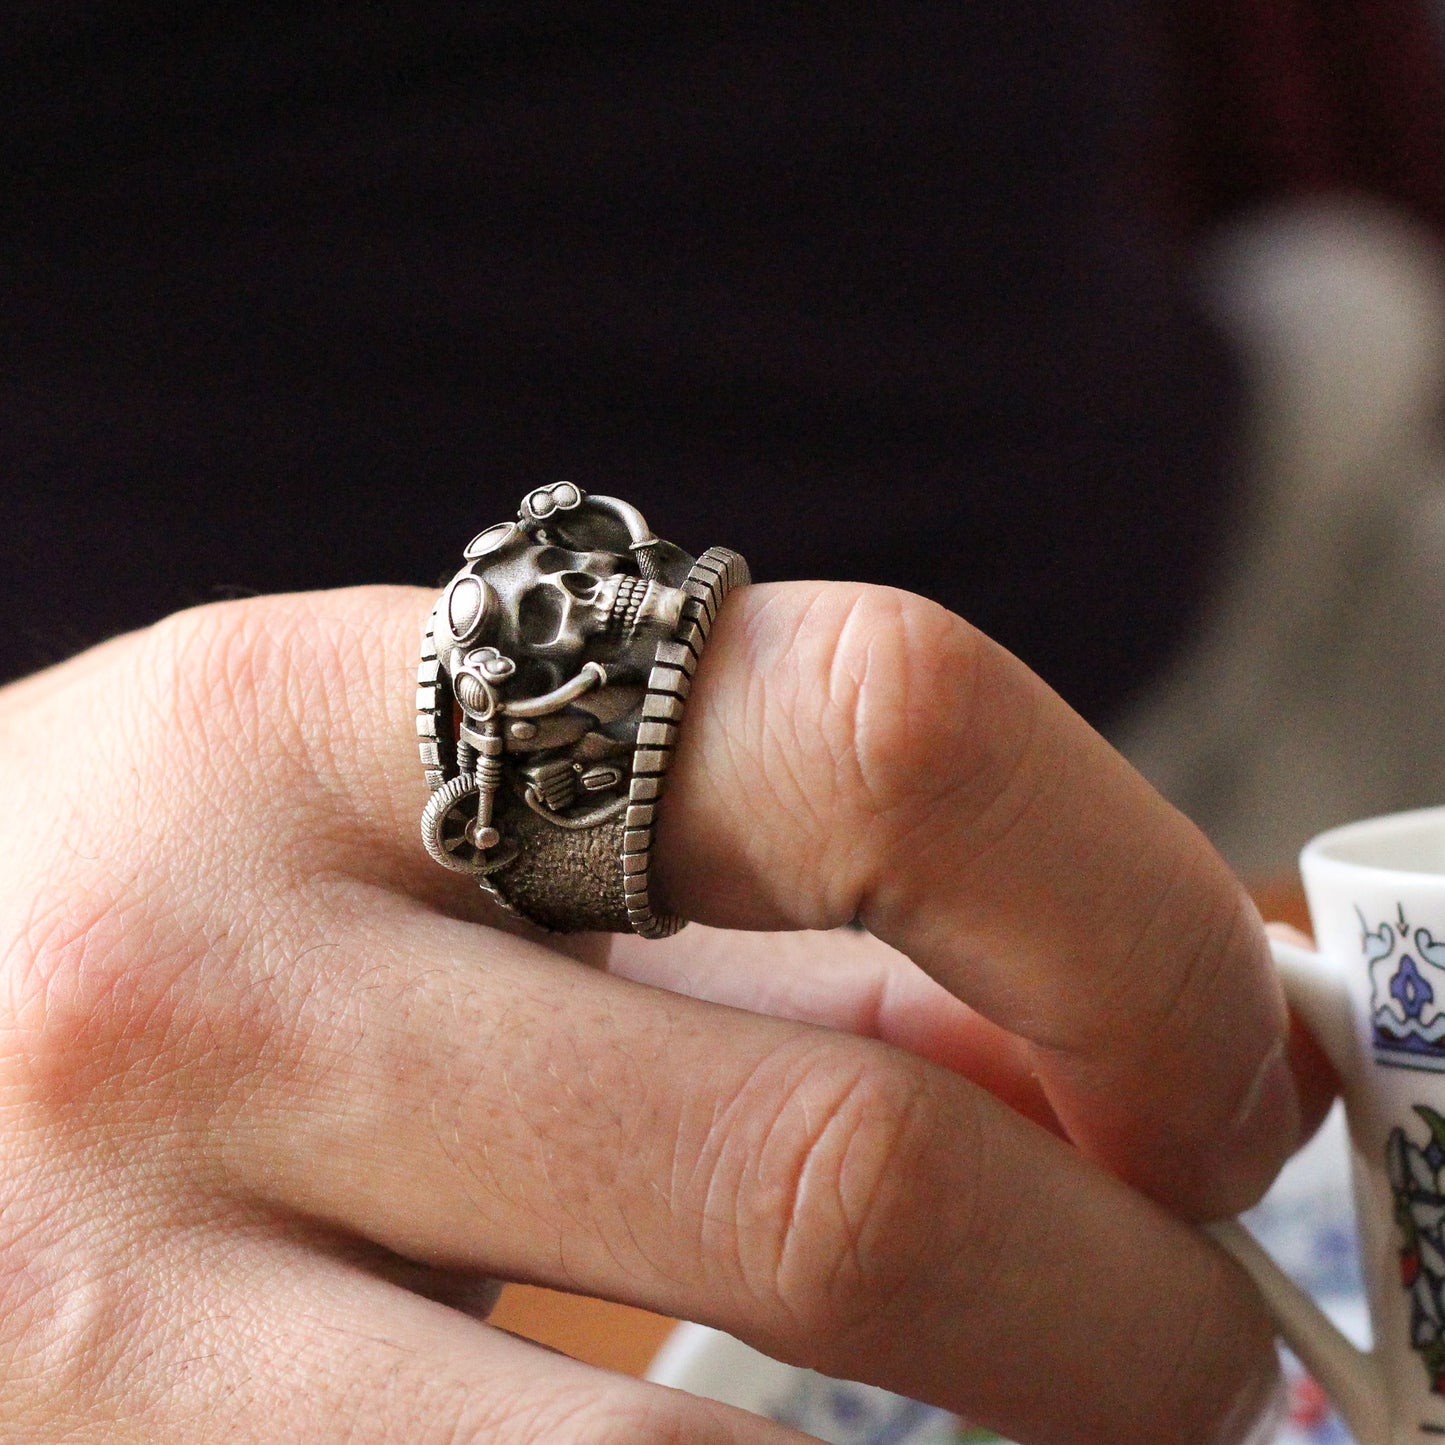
[416, 483, 749, 935]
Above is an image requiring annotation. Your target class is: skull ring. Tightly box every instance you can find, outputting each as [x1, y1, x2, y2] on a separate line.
[416, 483, 749, 935]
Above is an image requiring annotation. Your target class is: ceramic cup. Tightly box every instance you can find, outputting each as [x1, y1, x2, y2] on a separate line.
[1212, 805, 1445, 1445]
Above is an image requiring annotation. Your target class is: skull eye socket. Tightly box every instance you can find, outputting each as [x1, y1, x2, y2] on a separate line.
[518, 585, 564, 646]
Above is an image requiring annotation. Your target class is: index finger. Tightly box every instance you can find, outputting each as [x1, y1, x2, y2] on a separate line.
[654, 580, 1300, 1219]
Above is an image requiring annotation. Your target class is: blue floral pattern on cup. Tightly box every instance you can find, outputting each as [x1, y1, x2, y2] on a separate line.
[1364, 908, 1445, 1071]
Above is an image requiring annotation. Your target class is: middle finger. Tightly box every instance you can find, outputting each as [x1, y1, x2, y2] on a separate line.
[218, 895, 1280, 1445]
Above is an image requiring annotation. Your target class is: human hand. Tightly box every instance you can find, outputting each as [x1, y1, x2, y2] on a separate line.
[0, 581, 1325, 1442]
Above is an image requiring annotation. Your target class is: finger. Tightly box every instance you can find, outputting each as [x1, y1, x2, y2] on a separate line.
[655, 581, 1300, 1216]
[604, 923, 1060, 1131]
[213, 901, 1283, 1445]
[89, 582, 1293, 1216]
[17, 1224, 810, 1444]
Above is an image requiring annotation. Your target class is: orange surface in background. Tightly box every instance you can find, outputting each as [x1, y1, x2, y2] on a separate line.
[1254, 876, 1312, 937]
[491, 875, 1311, 1378]
[488, 1286, 674, 1378]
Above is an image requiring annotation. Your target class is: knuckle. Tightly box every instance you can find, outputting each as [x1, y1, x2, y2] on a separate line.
[1136, 872, 1245, 1041]
[1166, 877, 1265, 1042]
[2, 880, 169, 1109]
[0, 606, 292, 1112]
[140, 597, 316, 774]
[721, 1037, 970, 1354]
[801, 585, 1038, 887]
[816, 587, 975, 812]
[0, 885, 227, 1146]
[0, 818, 267, 1137]
[135, 591, 387, 854]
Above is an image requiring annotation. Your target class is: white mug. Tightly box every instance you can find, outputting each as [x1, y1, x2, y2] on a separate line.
[1212, 805, 1445, 1445]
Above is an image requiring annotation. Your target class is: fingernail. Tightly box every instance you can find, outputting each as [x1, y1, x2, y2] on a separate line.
[1231, 1034, 1300, 1156]
[1213, 1041, 1301, 1216]
[1233, 1038, 1292, 1138]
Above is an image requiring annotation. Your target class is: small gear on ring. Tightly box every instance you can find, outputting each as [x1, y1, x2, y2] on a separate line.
[420, 773, 517, 875]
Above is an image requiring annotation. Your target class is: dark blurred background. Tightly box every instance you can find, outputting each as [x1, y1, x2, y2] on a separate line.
[4, 2, 1441, 728]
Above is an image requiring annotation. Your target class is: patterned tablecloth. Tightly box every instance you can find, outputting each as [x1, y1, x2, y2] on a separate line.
[647, 1105, 1365, 1443]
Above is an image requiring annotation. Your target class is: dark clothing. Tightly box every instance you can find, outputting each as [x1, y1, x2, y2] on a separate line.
[4, 5, 1440, 721]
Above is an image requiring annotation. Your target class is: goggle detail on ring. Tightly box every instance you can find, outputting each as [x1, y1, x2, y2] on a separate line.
[417, 484, 748, 937]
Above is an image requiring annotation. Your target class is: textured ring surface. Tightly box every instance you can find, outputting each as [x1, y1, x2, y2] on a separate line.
[416, 485, 748, 935]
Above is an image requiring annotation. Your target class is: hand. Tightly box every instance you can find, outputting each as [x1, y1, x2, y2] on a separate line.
[0, 581, 1322, 1443]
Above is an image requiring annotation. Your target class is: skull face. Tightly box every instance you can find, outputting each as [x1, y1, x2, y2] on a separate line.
[475, 543, 618, 699]
[436, 537, 685, 706]
[498, 544, 619, 658]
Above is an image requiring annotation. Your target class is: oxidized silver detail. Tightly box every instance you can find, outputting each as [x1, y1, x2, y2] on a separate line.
[417, 484, 748, 934]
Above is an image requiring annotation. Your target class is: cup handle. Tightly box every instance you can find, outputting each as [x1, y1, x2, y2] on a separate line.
[1205, 937, 1390, 1445]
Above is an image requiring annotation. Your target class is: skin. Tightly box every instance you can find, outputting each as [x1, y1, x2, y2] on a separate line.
[0, 580, 1334, 1443]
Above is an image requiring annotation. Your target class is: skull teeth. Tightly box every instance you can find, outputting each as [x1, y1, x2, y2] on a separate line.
[602, 574, 649, 644]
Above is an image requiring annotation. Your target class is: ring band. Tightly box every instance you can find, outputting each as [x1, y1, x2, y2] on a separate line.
[416, 484, 748, 935]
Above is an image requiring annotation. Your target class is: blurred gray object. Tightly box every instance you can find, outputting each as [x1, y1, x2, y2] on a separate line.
[1114, 200, 1445, 877]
